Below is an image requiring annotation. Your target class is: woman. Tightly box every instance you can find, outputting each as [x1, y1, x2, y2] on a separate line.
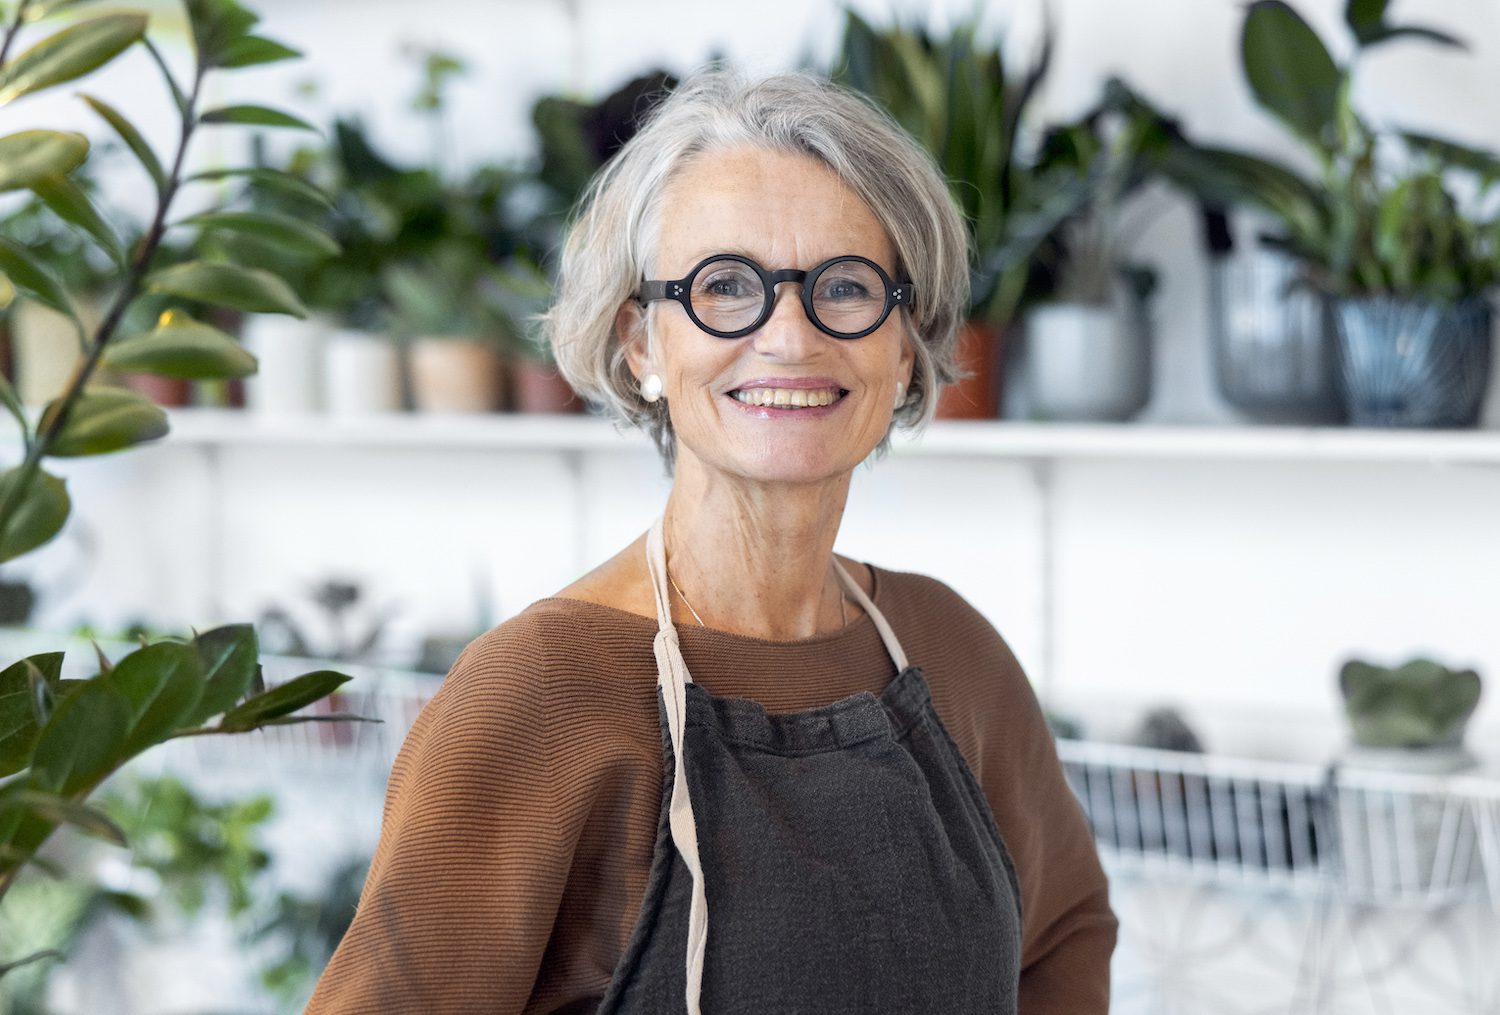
[305, 69, 1116, 1014]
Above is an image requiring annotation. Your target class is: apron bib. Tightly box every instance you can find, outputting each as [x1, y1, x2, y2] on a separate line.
[592, 513, 1022, 1014]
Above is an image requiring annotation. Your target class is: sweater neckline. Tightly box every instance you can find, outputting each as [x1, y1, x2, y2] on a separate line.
[533, 562, 885, 649]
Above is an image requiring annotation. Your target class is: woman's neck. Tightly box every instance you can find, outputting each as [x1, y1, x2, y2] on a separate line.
[661, 460, 855, 641]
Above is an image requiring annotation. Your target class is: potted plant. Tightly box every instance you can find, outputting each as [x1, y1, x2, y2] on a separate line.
[833, 11, 1080, 420]
[1019, 79, 1170, 422]
[0, 0, 367, 982]
[1334, 654, 1484, 897]
[1172, 1, 1498, 428]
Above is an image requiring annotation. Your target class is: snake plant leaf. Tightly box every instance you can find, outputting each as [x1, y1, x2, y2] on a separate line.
[103, 308, 258, 379]
[79, 94, 167, 193]
[0, 652, 65, 778]
[0, 13, 149, 107]
[218, 34, 300, 68]
[146, 260, 308, 317]
[29, 172, 123, 264]
[0, 467, 70, 563]
[185, 166, 334, 209]
[106, 641, 205, 755]
[198, 104, 316, 132]
[0, 130, 88, 192]
[217, 670, 350, 732]
[0, 235, 78, 324]
[1241, 1, 1341, 149]
[40, 386, 169, 457]
[179, 209, 340, 257]
[185, 624, 259, 726]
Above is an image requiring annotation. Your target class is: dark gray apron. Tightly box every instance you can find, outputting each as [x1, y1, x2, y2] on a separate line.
[592, 513, 1022, 1014]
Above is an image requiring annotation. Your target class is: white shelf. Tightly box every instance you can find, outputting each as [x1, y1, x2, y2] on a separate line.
[141, 407, 1500, 466]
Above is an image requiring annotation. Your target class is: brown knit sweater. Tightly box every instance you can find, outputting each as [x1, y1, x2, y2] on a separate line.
[304, 564, 1117, 1013]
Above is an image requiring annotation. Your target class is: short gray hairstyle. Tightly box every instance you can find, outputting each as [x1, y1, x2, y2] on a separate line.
[539, 66, 971, 476]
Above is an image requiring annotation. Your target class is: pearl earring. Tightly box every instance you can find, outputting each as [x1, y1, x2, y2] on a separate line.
[893, 381, 906, 410]
[641, 373, 664, 403]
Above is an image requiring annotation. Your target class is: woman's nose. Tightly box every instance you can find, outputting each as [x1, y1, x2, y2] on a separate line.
[751, 282, 821, 356]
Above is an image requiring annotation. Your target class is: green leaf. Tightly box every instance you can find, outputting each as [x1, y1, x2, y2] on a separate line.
[1242, 1, 1342, 148]
[0, 235, 77, 323]
[218, 34, 300, 68]
[0, 270, 12, 309]
[217, 670, 350, 732]
[0, 13, 150, 107]
[198, 104, 316, 131]
[102, 308, 257, 379]
[0, 948, 64, 977]
[79, 93, 167, 193]
[1344, 0, 1387, 41]
[0, 467, 71, 564]
[146, 260, 308, 317]
[1358, 26, 1464, 49]
[0, 653, 65, 778]
[186, 166, 334, 209]
[9, 788, 126, 845]
[23, 0, 97, 21]
[186, 624, 258, 726]
[179, 209, 339, 257]
[0, 130, 88, 192]
[39, 386, 169, 457]
[29, 172, 123, 263]
[185, 0, 259, 68]
[0, 368, 28, 432]
[30, 676, 133, 795]
[106, 641, 204, 754]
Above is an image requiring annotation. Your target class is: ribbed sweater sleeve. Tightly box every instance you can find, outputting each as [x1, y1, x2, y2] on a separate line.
[303, 616, 576, 1014]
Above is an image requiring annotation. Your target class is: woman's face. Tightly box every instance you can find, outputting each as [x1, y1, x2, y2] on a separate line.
[622, 145, 916, 485]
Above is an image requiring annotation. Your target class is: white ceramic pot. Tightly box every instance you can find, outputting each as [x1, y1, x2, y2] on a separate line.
[241, 314, 329, 414]
[1024, 297, 1152, 421]
[323, 329, 405, 414]
[408, 335, 505, 413]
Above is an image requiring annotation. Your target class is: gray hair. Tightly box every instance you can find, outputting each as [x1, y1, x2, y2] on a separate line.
[538, 66, 972, 476]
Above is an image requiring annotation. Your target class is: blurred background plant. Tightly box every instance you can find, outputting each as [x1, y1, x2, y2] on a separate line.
[0, 0, 368, 983]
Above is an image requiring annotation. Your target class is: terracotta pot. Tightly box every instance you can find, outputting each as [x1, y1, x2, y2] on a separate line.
[408, 336, 506, 413]
[120, 372, 193, 406]
[510, 356, 584, 413]
[935, 319, 1008, 419]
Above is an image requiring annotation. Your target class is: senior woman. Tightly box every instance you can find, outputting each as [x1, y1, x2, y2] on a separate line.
[305, 68, 1116, 1014]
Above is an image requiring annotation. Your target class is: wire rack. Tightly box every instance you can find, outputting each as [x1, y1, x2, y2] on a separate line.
[1055, 737, 1500, 910]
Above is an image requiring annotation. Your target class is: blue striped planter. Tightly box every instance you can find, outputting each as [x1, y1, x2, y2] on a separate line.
[1331, 296, 1493, 428]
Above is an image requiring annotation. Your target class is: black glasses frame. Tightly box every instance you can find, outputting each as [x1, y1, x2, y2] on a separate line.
[634, 253, 915, 340]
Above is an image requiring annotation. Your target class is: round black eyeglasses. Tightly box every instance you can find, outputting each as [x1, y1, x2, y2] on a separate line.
[634, 253, 915, 340]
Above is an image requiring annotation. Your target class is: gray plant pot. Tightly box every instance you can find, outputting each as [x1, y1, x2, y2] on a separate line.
[1023, 293, 1152, 422]
[1206, 247, 1344, 424]
[1330, 295, 1493, 428]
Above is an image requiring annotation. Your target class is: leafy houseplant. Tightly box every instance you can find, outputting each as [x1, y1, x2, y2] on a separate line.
[1173, 0, 1499, 427]
[832, 10, 1084, 420]
[0, 0, 369, 981]
[1018, 79, 1175, 422]
[1338, 656, 1482, 764]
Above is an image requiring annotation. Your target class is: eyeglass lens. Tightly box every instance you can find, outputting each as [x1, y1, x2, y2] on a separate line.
[690, 258, 887, 336]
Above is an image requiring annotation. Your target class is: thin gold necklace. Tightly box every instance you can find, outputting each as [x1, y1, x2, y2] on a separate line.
[666, 559, 849, 630]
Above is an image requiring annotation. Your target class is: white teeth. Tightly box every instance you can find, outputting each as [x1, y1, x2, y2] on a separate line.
[731, 387, 842, 408]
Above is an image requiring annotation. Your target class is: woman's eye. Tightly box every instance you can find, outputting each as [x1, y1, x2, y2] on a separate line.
[823, 278, 869, 300]
[707, 278, 743, 296]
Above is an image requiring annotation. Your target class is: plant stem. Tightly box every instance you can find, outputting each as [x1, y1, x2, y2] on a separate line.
[0, 0, 29, 70]
[0, 55, 204, 542]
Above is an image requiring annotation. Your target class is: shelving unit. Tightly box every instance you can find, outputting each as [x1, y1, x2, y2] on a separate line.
[145, 406, 1500, 466]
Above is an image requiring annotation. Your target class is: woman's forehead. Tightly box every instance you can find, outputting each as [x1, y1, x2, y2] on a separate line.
[654, 146, 894, 270]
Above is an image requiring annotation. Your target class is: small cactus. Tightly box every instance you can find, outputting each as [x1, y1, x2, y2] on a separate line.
[1338, 656, 1482, 750]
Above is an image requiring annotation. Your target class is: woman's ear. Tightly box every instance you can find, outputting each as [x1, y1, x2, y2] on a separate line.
[617, 301, 648, 379]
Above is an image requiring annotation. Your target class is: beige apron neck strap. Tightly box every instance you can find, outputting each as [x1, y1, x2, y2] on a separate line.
[832, 557, 909, 673]
[645, 512, 708, 1015]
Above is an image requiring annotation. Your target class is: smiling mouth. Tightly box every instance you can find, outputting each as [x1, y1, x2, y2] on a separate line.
[726, 388, 850, 409]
